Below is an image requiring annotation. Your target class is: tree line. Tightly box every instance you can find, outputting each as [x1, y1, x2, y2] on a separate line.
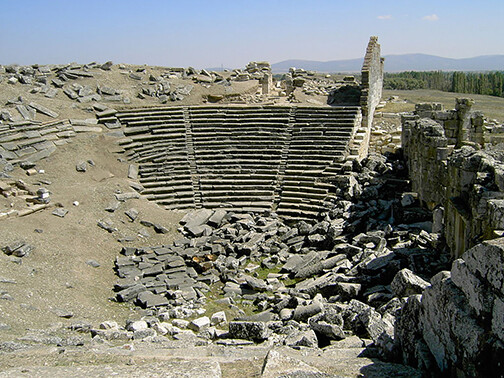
[384, 71, 504, 97]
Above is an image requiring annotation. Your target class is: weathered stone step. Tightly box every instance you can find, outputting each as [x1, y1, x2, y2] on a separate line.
[145, 190, 194, 201]
[277, 207, 320, 218]
[201, 189, 273, 197]
[164, 202, 196, 210]
[195, 154, 282, 162]
[139, 173, 192, 182]
[117, 111, 185, 120]
[281, 185, 328, 194]
[200, 173, 277, 180]
[281, 190, 332, 201]
[196, 159, 278, 167]
[190, 117, 289, 123]
[201, 200, 272, 210]
[192, 129, 288, 136]
[289, 144, 347, 151]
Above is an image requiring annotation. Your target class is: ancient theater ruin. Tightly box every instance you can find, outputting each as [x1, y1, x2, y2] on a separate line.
[96, 37, 383, 220]
[1, 36, 504, 376]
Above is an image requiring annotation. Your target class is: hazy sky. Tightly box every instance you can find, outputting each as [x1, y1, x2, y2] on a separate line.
[1, 0, 503, 68]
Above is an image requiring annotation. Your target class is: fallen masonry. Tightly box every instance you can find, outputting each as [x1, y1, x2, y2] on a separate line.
[1, 36, 504, 376]
[106, 153, 450, 357]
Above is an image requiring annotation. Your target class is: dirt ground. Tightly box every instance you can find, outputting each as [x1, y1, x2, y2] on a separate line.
[0, 133, 185, 341]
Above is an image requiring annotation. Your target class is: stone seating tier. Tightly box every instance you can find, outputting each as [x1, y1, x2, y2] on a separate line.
[112, 105, 361, 218]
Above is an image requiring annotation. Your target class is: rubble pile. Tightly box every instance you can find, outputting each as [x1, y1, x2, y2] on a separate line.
[107, 153, 450, 354]
[0, 177, 53, 219]
[0, 62, 132, 108]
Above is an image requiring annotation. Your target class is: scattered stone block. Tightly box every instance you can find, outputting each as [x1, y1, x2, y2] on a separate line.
[188, 316, 210, 332]
[136, 291, 169, 308]
[391, 268, 430, 298]
[125, 208, 139, 222]
[105, 201, 120, 212]
[261, 349, 324, 378]
[97, 219, 117, 233]
[52, 208, 68, 218]
[126, 320, 148, 332]
[284, 329, 318, 348]
[228, 321, 271, 341]
[210, 311, 227, 326]
[115, 192, 140, 201]
[28, 102, 58, 118]
[86, 260, 100, 268]
[76, 161, 87, 172]
[128, 164, 138, 179]
[2, 241, 34, 258]
[52, 308, 74, 318]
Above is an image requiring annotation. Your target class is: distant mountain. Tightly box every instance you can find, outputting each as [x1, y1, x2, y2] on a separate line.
[271, 54, 504, 73]
[272, 58, 363, 73]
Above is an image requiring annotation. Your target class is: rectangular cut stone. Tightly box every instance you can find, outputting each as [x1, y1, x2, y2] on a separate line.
[72, 125, 103, 133]
[28, 102, 59, 118]
[45, 88, 58, 98]
[128, 164, 138, 179]
[16, 105, 34, 120]
[56, 131, 76, 138]
[451, 258, 493, 315]
[463, 239, 504, 292]
[23, 145, 57, 162]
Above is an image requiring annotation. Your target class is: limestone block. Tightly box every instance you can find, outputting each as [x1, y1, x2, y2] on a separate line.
[492, 296, 504, 342]
[292, 299, 324, 322]
[188, 316, 210, 332]
[358, 307, 394, 343]
[228, 321, 271, 341]
[180, 208, 213, 228]
[126, 320, 148, 332]
[421, 271, 486, 371]
[210, 311, 226, 326]
[395, 295, 424, 366]
[284, 329, 318, 348]
[494, 168, 504, 192]
[451, 258, 493, 315]
[420, 272, 456, 371]
[261, 349, 323, 378]
[391, 268, 430, 298]
[488, 200, 504, 229]
[133, 328, 156, 339]
[463, 238, 504, 292]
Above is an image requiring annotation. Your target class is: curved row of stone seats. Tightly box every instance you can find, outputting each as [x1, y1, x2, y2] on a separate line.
[275, 107, 360, 219]
[107, 105, 361, 218]
[115, 107, 193, 210]
[188, 106, 290, 212]
[125, 145, 187, 163]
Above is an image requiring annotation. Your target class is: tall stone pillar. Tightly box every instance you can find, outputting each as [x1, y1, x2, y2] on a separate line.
[261, 72, 272, 95]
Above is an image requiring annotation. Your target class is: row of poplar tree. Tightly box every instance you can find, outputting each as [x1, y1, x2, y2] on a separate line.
[384, 71, 504, 97]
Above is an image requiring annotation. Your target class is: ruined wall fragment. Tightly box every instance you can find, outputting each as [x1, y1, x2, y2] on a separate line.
[396, 238, 504, 376]
[354, 36, 384, 158]
[403, 100, 504, 256]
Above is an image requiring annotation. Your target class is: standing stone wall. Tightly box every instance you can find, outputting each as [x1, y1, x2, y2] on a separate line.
[403, 100, 504, 257]
[355, 36, 384, 159]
